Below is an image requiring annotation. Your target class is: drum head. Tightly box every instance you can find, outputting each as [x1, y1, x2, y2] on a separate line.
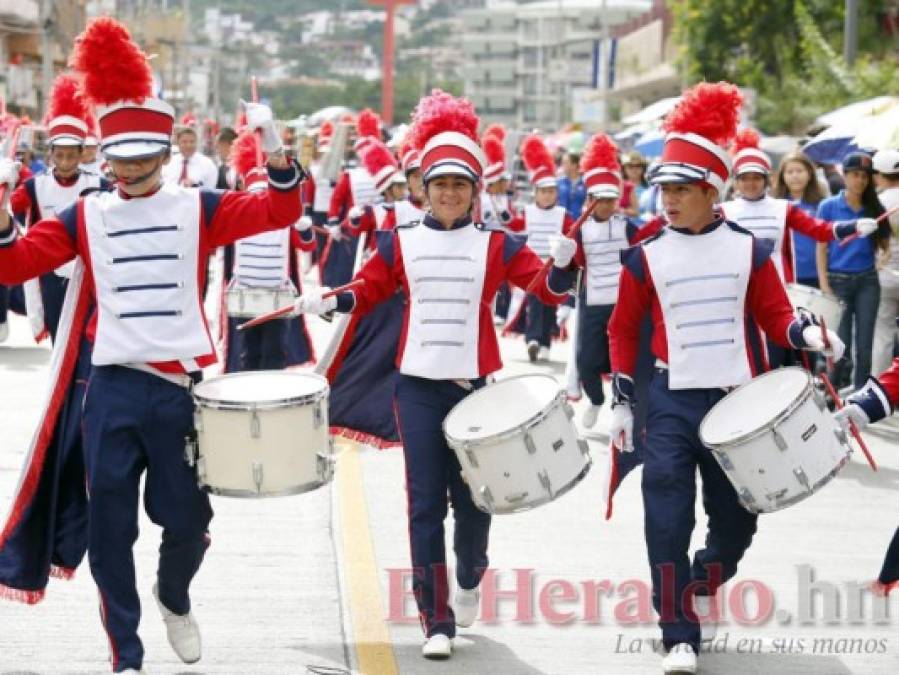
[444, 374, 560, 442]
[700, 367, 810, 446]
[194, 371, 327, 406]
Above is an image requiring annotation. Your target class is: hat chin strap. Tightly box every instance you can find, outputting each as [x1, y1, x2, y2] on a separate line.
[113, 156, 165, 187]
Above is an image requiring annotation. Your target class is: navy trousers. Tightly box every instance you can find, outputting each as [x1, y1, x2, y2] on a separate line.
[642, 370, 758, 651]
[39, 273, 68, 343]
[0, 284, 8, 324]
[394, 375, 491, 638]
[576, 302, 614, 406]
[524, 294, 557, 348]
[241, 319, 288, 370]
[878, 527, 899, 585]
[82, 366, 213, 672]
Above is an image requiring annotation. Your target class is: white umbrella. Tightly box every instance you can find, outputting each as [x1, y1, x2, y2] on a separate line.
[804, 100, 899, 163]
[853, 104, 899, 151]
[621, 97, 681, 126]
[815, 96, 898, 128]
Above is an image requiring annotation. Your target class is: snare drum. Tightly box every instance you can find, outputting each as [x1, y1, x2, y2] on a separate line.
[786, 283, 844, 329]
[443, 374, 590, 514]
[226, 286, 297, 319]
[191, 371, 333, 497]
[700, 367, 851, 514]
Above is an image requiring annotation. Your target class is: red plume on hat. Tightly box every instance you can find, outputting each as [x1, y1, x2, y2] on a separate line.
[730, 127, 770, 176]
[361, 139, 404, 193]
[580, 133, 621, 199]
[408, 89, 484, 182]
[44, 73, 90, 145]
[354, 108, 381, 152]
[230, 130, 267, 190]
[482, 134, 506, 184]
[482, 123, 506, 143]
[181, 113, 197, 126]
[70, 17, 153, 107]
[521, 134, 556, 188]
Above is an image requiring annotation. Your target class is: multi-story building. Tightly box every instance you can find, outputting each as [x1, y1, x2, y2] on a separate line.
[460, 0, 651, 130]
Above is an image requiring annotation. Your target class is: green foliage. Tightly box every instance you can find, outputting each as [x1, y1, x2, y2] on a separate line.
[671, 0, 898, 134]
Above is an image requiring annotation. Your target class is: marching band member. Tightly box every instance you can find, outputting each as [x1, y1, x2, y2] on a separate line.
[570, 133, 640, 428]
[480, 124, 515, 230]
[303, 120, 336, 263]
[320, 109, 380, 287]
[399, 137, 427, 211]
[506, 135, 574, 361]
[0, 18, 303, 674]
[220, 131, 317, 372]
[608, 82, 843, 675]
[293, 90, 576, 660]
[80, 110, 103, 175]
[346, 138, 416, 243]
[834, 359, 899, 596]
[161, 121, 218, 188]
[10, 73, 110, 343]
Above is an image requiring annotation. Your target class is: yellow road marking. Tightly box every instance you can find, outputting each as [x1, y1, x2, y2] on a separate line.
[337, 442, 400, 675]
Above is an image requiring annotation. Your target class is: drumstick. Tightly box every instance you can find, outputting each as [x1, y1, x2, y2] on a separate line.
[237, 279, 366, 330]
[249, 77, 265, 169]
[819, 371, 878, 471]
[838, 204, 899, 247]
[525, 197, 597, 295]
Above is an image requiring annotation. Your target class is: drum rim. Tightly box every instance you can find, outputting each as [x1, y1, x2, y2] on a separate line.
[201, 477, 330, 498]
[443, 373, 567, 448]
[226, 286, 299, 318]
[734, 451, 851, 514]
[193, 370, 329, 409]
[699, 366, 815, 449]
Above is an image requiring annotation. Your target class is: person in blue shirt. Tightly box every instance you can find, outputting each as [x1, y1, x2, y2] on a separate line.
[817, 152, 890, 389]
[773, 151, 827, 287]
[557, 151, 586, 218]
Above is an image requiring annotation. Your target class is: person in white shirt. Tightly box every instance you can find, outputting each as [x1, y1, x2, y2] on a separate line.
[161, 126, 218, 188]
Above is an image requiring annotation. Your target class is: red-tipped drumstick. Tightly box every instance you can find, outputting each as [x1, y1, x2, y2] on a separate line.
[525, 197, 598, 295]
[249, 77, 265, 169]
[237, 279, 365, 331]
[838, 204, 899, 247]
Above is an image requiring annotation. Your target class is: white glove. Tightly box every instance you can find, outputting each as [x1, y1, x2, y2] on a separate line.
[855, 217, 879, 238]
[609, 404, 634, 453]
[801, 325, 846, 361]
[293, 287, 337, 315]
[549, 235, 577, 268]
[556, 304, 572, 326]
[294, 215, 313, 232]
[0, 159, 20, 209]
[326, 223, 344, 242]
[834, 402, 870, 432]
[348, 205, 365, 222]
[241, 100, 282, 154]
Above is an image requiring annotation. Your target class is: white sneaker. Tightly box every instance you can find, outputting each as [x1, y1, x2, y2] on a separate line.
[422, 633, 452, 660]
[152, 583, 201, 664]
[662, 642, 697, 674]
[693, 594, 718, 641]
[538, 346, 550, 361]
[527, 340, 539, 362]
[0, 322, 8, 343]
[581, 404, 601, 429]
[453, 586, 480, 627]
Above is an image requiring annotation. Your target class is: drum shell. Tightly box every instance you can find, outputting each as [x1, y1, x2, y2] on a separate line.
[444, 376, 591, 515]
[700, 369, 851, 514]
[192, 374, 332, 497]
[226, 287, 298, 319]
[786, 283, 844, 329]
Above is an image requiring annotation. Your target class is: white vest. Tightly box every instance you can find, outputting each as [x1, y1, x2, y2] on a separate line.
[524, 204, 566, 259]
[84, 183, 212, 367]
[233, 228, 291, 289]
[581, 214, 630, 306]
[393, 199, 425, 228]
[397, 223, 489, 379]
[722, 196, 788, 280]
[644, 224, 754, 390]
[311, 161, 335, 213]
[35, 170, 102, 278]
[349, 167, 378, 208]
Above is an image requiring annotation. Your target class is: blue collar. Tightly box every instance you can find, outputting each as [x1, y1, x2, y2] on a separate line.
[423, 213, 473, 231]
[670, 218, 724, 236]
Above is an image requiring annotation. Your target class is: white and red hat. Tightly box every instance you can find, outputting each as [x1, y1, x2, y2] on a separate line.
[71, 17, 175, 160]
[580, 133, 621, 199]
[649, 82, 743, 197]
[730, 128, 770, 177]
[482, 126, 507, 185]
[44, 74, 89, 146]
[521, 135, 557, 188]
[318, 120, 334, 152]
[361, 139, 406, 193]
[409, 89, 486, 183]
[353, 108, 381, 153]
[399, 139, 421, 173]
[230, 130, 268, 193]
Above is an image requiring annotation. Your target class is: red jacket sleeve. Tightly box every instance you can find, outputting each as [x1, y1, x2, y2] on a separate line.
[632, 215, 666, 244]
[504, 240, 575, 305]
[879, 359, 899, 406]
[506, 213, 526, 233]
[785, 204, 836, 242]
[205, 175, 302, 249]
[746, 257, 798, 349]
[347, 205, 376, 236]
[327, 172, 351, 221]
[608, 253, 654, 377]
[0, 216, 78, 285]
[9, 182, 32, 221]
[302, 176, 315, 209]
[343, 235, 404, 315]
[290, 227, 317, 252]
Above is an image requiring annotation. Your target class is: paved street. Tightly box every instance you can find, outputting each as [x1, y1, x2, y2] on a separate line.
[2, 296, 899, 674]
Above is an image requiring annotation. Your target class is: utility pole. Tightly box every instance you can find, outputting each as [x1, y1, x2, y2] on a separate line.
[844, 0, 859, 66]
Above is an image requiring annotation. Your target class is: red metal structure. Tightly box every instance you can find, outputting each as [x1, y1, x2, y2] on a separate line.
[367, 0, 415, 124]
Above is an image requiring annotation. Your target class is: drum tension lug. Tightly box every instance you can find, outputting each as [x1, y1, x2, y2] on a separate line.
[772, 429, 788, 452]
[480, 486, 495, 507]
[183, 430, 198, 467]
[538, 469, 553, 497]
[464, 443, 479, 468]
[793, 467, 810, 491]
[314, 404, 325, 429]
[524, 433, 538, 455]
[577, 438, 590, 457]
[316, 452, 334, 482]
[251, 410, 261, 439]
[252, 462, 264, 493]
